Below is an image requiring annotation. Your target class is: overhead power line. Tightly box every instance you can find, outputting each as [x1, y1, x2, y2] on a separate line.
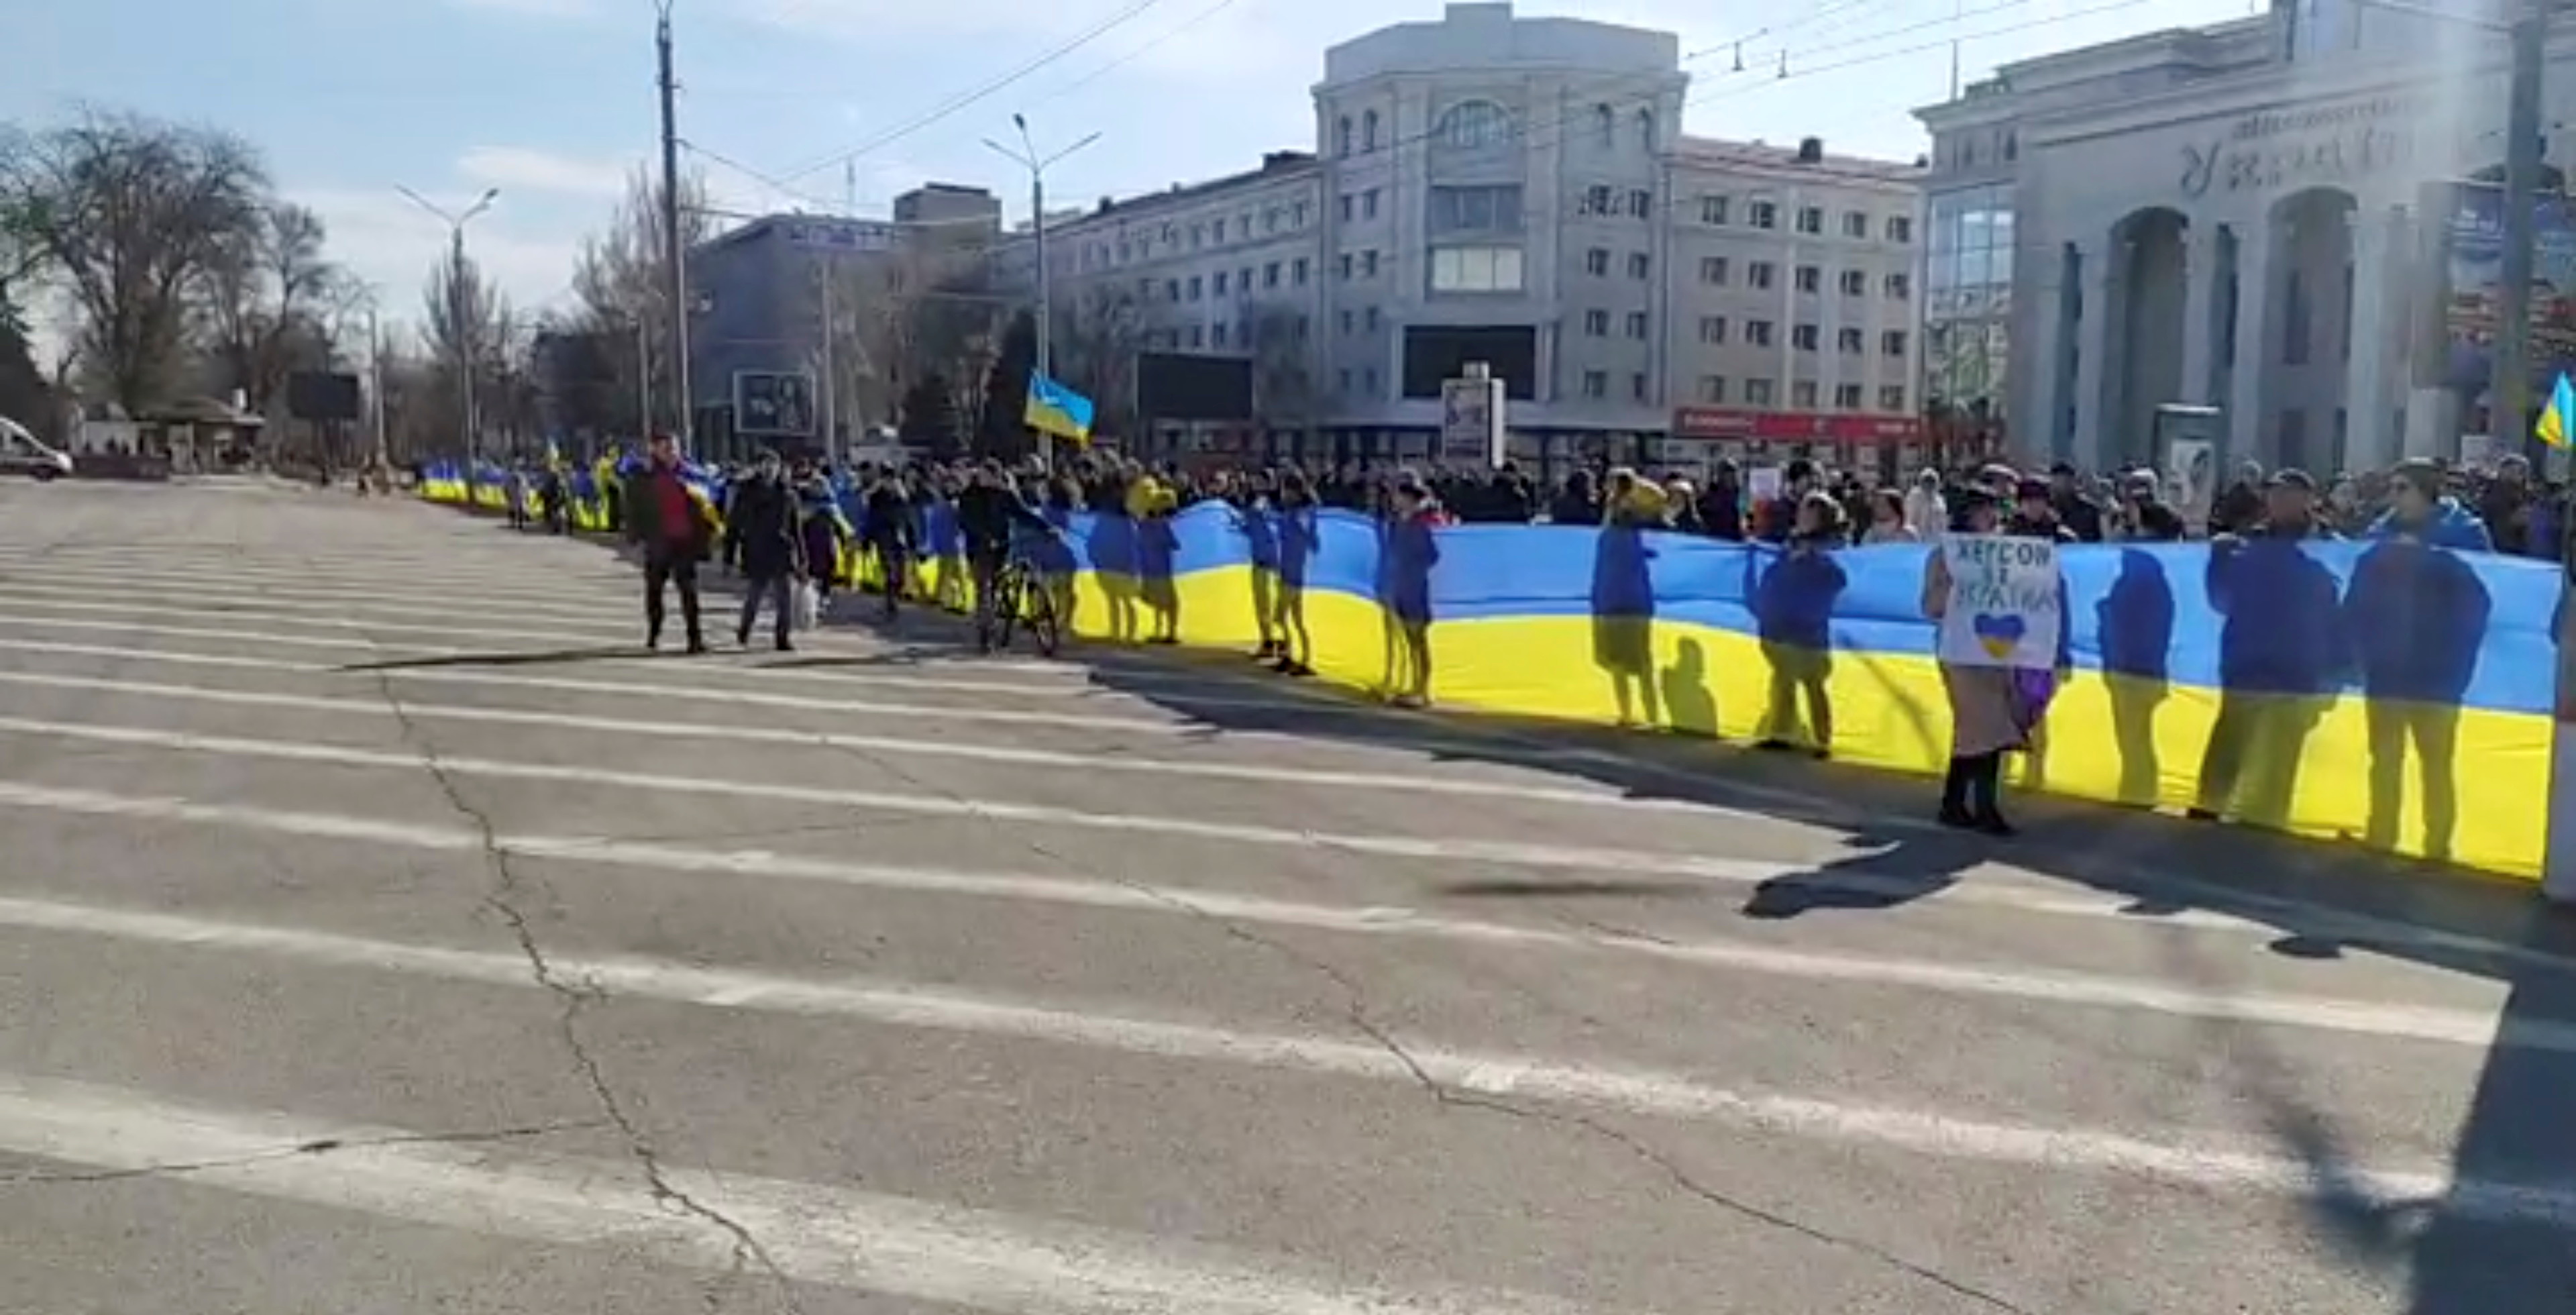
[769, 0, 1177, 186]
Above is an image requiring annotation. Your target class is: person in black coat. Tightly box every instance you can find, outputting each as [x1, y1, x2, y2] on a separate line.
[724, 450, 807, 651]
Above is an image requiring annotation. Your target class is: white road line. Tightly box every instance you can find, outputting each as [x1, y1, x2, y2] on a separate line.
[0, 614, 1343, 708]
[0, 578, 632, 631]
[0, 668, 1779, 820]
[11, 552, 638, 612]
[0, 713, 2027, 890]
[0, 776, 2541, 1012]
[0, 707, 2556, 986]
[0, 638, 1350, 737]
[0, 898, 2566, 1224]
[0, 1074, 1620, 1315]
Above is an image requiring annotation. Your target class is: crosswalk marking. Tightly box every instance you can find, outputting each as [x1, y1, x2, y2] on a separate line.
[0, 894, 2558, 1219]
[3, 776, 2489, 1010]
[0, 1073, 1622, 1315]
[0, 668, 1796, 819]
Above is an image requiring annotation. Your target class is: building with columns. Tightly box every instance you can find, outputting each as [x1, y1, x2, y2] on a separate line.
[1916, 0, 2573, 476]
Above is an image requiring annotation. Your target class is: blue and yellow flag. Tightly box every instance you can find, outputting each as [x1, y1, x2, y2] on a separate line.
[2541, 373, 2575, 449]
[1023, 370, 1095, 445]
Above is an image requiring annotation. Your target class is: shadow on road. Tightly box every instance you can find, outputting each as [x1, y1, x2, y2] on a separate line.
[496, 517, 2576, 1310]
[335, 645, 641, 672]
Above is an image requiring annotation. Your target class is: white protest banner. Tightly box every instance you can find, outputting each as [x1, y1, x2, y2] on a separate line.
[1939, 535, 2062, 670]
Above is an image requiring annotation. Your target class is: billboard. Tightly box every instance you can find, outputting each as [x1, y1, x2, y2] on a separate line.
[286, 372, 362, 423]
[2434, 180, 2576, 397]
[733, 370, 816, 438]
[1402, 325, 1536, 400]
[1134, 352, 1254, 421]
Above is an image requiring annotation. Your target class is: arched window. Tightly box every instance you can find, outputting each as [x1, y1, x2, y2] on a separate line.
[1435, 99, 1512, 150]
[1362, 109, 1380, 152]
[1595, 104, 1615, 149]
[1637, 108, 1656, 151]
[1336, 116, 1352, 156]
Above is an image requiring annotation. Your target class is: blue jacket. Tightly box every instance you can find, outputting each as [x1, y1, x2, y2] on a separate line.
[2366, 499, 2493, 554]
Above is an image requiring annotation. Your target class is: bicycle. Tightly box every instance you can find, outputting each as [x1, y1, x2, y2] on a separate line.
[981, 545, 1062, 658]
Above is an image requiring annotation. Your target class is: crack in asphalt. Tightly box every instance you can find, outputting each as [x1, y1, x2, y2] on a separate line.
[0, 1119, 610, 1186]
[343, 613, 804, 1315]
[1024, 816, 2044, 1315]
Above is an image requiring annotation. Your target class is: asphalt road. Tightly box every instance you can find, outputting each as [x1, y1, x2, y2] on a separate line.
[1, 478, 2573, 1314]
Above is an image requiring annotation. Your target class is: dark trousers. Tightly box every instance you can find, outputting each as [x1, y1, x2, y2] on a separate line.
[1941, 751, 2004, 819]
[643, 548, 703, 647]
[739, 572, 792, 647]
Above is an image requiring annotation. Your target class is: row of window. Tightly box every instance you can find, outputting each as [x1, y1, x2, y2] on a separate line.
[1334, 99, 1655, 159]
[1076, 201, 1316, 273]
[1690, 377, 1909, 411]
[1693, 254, 1911, 300]
[1338, 189, 1381, 223]
[1137, 313, 1314, 354]
[1688, 316, 1911, 357]
[1693, 194, 1913, 244]
[1142, 258, 1315, 305]
[1576, 309, 1910, 357]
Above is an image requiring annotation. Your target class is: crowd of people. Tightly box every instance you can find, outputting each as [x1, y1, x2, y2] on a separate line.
[479, 432, 2553, 843]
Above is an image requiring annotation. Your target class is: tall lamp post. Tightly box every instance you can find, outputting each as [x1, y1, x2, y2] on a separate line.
[396, 185, 499, 466]
[984, 114, 1099, 467]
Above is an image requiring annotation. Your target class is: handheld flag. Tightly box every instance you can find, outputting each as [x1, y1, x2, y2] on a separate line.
[2542, 373, 2575, 449]
[1023, 370, 1096, 445]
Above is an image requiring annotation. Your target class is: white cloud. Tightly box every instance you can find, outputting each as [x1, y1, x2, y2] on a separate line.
[292, 187, 587, 329]
[457, 146, 638, 201]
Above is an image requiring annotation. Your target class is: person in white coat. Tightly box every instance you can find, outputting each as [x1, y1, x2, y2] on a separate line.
[1902, 468, 1949, 540]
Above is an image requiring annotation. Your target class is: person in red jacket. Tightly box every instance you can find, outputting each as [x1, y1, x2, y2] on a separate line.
[623, 432, 710, 653]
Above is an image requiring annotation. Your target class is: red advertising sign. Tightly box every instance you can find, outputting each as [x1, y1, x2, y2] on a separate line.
[1669, 408, 1924, 443]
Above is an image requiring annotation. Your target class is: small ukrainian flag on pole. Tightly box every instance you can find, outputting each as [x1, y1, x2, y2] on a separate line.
[1023, 370, 1096, 445]
[2539, 372, 2575, 449]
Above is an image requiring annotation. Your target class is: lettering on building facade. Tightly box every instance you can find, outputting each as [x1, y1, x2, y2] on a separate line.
[2178, 95, 2416, 199]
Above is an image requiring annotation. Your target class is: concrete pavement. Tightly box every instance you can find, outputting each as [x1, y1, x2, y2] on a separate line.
[0, 479, 2569, 1314]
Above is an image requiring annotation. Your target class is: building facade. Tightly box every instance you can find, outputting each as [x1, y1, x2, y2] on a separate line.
[686, 185, 1004, 462]
[1916, 0, 2568, 477]
[1029, 1, 1927, 474]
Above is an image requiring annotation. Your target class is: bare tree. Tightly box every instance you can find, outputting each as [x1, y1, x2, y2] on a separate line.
[1246, 300, 1314, 450]
[1055, 284, 1142, 441]
[198, 201, 342, 412]
[570, 164, 712, 435]
[421, 244, 508, 456]
[1, 109, 268, 413]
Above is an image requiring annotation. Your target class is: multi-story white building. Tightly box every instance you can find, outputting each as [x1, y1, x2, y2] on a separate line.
[1027, 1, 1927, 474]
[1915, 0, 2575, 478]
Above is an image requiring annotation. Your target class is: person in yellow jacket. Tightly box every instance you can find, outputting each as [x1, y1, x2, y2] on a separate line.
[1125, 463, 1184, 643]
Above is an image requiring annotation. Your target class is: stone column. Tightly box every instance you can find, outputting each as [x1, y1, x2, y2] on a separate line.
[2344, 204, 2400, 472]
[2180, 219, 2225, 405]
[2226, 219, 2274, 469]
[2072, 239, 2115, 470]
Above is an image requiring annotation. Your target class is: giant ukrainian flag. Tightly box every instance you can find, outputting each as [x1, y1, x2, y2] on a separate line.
[1024, 370, 1095, 445]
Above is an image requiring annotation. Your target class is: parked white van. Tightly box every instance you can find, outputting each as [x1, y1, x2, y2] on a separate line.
[0, 416, 72, 480]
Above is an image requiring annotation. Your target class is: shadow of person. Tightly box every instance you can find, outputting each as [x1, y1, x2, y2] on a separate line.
[2097, 548, 2177, 806]
[1037, 502, 1082, 634]
[1137, 509, 1181, 644]
[1376, 507, 1439, 706]
[1739, 830, 1980, 919]
[1273, 501, 1318, 672]
[1748, 539, 1847, 755]
[1241, 501, 1280, 656]
[1659, 636, 1719, 737]
[1591, 522, 1660, 727]
[2344, 537, 2491, 862]
[1083, 512, 1140, 644]
[2194, 533, 2347, 830]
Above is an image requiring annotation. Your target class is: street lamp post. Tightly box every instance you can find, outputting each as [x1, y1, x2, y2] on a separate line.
[396, 185, 499, 466]
[985, 115, 1100, 468]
